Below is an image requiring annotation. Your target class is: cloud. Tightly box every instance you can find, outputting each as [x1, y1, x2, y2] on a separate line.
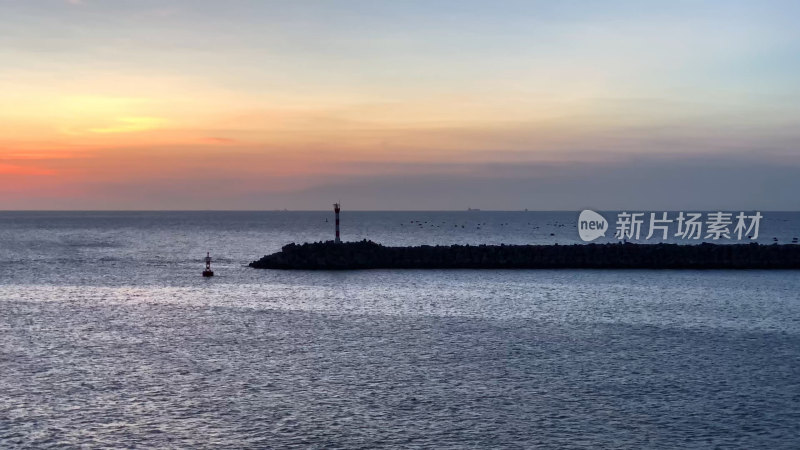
[213, 152, 800, 211]
[0, 164, 55, 176]
[201, 137, 238, 145]
[88, 117, 165, 134]
[11, 150, 794, 211]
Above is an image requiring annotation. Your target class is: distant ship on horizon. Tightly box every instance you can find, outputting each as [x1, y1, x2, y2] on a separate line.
[467, 208, 481, 211]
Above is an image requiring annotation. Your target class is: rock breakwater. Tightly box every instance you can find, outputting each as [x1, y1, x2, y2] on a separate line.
[249, 240, 800, 270]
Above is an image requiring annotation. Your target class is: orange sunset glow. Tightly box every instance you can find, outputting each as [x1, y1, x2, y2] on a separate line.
[2, 1, 799, 209]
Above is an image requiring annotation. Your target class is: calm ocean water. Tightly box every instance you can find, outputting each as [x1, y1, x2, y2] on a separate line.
[1, 211, 799, 448]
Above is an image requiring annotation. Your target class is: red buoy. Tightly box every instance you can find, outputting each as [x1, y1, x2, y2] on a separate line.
[203, 252, 214, 277]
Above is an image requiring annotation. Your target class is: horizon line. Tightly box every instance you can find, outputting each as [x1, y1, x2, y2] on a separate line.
[0, 209, 796, 213]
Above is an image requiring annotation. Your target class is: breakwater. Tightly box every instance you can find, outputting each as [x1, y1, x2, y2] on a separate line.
[249, 240, 800, 270]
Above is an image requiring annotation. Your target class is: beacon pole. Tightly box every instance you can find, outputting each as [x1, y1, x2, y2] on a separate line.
[334, 202, 341, 243]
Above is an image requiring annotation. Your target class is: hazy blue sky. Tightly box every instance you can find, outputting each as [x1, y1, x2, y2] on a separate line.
[1, 0, 799, 209]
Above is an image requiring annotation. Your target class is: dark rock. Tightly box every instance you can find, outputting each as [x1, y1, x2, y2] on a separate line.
[249, 240, 800, 270]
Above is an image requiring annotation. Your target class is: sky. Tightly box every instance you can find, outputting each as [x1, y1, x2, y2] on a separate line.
[1, 0, 799, 210]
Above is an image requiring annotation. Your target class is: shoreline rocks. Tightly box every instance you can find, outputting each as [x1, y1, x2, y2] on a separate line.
[249, 240, 800, 270]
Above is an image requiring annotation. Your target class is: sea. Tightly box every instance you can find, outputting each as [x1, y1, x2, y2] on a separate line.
[1, 211, 799, 449]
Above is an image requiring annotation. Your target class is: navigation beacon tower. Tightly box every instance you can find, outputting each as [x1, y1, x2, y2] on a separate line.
[334, 202, 341, 243]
